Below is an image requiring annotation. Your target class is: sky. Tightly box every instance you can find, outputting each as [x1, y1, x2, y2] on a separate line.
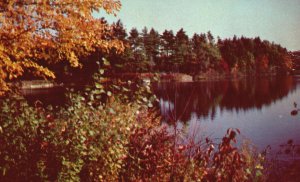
[96, 0, 300, 51]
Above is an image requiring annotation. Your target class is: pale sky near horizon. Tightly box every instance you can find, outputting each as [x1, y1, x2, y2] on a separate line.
[96, 0, 300, 51]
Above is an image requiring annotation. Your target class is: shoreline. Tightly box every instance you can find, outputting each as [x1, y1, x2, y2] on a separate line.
[11, 72, 294, 90]
[11, 80, 63, 90]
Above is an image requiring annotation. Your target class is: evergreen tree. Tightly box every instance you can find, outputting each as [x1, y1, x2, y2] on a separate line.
[144, 28, 160, 69]
[174, 28, 189, 71]
[160, 30, 176, 71]
[127, 28, 147, 71]
[109, 20, 128, 73]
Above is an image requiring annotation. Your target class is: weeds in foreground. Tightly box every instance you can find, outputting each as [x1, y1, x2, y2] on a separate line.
[0, 92, 267, 181]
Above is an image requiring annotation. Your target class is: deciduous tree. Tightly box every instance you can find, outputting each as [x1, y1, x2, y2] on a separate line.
[0, 0, 123, 95]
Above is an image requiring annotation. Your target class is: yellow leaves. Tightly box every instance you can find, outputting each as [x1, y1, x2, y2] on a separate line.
[68, 51, 80, 68]
[22, 60, 55, 79]
[0, 52, 23, 80]
[101, 0, 122, 15]
[0, 0, 123, 94]
[0, 80, 10, 96]
[255, 164, 264, 170]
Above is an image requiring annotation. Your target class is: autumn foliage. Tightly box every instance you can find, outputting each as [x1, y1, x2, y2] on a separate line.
[0, 0, 123, 95]
[0, 93, 265, 181]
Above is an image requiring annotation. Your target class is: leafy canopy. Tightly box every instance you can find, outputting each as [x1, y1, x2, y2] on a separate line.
[0, 0, 123, 95]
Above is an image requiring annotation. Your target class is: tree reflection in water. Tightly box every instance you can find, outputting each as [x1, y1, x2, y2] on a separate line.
[154, 76, 300, 161]
[154, 76, 295, 123]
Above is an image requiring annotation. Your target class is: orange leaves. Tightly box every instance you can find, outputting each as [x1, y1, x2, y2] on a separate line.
[102, 0, 122, 15]
[0, 0, 124, 95]
[67, 51, 80, 68]
[22, 60, 55, 78]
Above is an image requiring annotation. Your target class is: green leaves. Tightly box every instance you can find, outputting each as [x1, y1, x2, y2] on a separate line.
[95, 83, 103, 89]
[102, 58, 110, 66]
[107, 91, 112, 97]
[0, 82, 268, 181]
[99, 69, 105, 75]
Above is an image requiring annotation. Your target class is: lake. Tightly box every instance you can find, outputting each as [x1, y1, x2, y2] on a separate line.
[23, 75, 300, 160]
[153, 75, 300, 160]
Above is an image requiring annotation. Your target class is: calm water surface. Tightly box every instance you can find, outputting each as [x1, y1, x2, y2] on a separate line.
[153, 76, 300, 159]
[23, 76, 300, 159]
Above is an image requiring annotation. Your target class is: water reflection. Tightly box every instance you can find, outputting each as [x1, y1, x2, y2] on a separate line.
[23, 87, 66, 107]
[154, 76, 296, 123]
[154, 76, 300, 156]
[20, 76, 300, 157]
[278, 139, 300, 158]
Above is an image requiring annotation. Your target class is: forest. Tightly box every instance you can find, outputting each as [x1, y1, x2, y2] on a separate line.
[38, 20, 294, 84]
[0, 1, 299, 181]
[108, 21, 293, 75]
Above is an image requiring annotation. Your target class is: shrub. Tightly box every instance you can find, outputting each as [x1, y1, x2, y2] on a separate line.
[0, 92, 266, 181]
[0, 93, 144, 181]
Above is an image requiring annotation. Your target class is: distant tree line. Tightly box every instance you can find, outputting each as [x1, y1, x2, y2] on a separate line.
[104, 20, 292, 76]
[47, 20, 293, 83]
